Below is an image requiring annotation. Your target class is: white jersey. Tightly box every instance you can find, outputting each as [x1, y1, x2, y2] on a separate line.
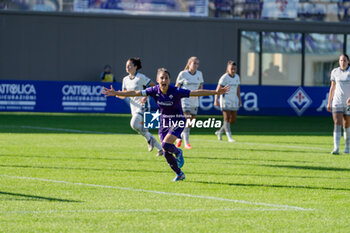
[122, 72, 151, 115]
[218, 73, 240, 110]
[176, 70, 204, 110]
[331, 66, 350, 108]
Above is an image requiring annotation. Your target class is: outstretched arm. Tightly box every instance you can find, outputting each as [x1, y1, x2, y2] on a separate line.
[102, 85, 142, 97]
[116, 88, 127, 99]
[190, 85, 230, 97]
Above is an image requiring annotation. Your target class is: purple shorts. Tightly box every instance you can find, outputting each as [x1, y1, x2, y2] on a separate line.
[158, 118, 185, 143]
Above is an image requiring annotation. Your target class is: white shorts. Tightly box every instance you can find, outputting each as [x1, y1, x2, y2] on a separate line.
[332, 103, 350, 115]
[220, 99, 239, 111]
[182, 106, 198, 115]
[181, 98, 198, 115]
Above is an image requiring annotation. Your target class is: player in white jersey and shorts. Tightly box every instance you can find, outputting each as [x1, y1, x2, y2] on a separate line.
[118, 58, 162, 156]
[327, 54, 350, 155]
[175, 57, 204, 149]
[214, 61, 242, 142]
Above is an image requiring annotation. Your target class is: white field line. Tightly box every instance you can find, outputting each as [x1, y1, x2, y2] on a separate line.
[0, 208, 307, 215]
[193, 138, 330, 151]
[0, 175, 314, 211]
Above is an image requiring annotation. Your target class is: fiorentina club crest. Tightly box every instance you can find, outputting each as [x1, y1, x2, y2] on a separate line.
[275, 0, 288, 12]
[287, 87, 312, 116]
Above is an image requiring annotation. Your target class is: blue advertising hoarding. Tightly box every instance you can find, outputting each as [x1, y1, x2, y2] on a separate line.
[0, 80, 331, 116]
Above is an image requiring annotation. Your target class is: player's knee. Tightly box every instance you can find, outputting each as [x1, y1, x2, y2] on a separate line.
[130, 121, 141, 132]
[162, 142, 172, 151]
[130, 121, 137, 131]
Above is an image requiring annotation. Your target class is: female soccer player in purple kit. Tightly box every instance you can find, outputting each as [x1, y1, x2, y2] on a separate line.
[103, 68, 229, 182]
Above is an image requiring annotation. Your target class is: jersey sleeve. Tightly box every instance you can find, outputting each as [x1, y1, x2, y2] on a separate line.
[122, 78, 126, 90]
[144, 86, 156, 97]
[218, 74, 226, 86]
[237, 74, 241, 85]
[176, 87, 191, 98]
[330, 69, 336, 82]
[176, 71, 184, 86]
[199, 71, 204, 85]
[141, 74, 152, 87]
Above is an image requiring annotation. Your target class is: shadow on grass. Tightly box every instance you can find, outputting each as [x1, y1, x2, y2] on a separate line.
[189, 180, 350, 192]
[1, 152, 315, 165]
[185, 155, 312, 164]
[1, 152, 313, 163]
[0, 191, 81, 202]
[2, 163, 350, 181]
[199, 147, 327, 154]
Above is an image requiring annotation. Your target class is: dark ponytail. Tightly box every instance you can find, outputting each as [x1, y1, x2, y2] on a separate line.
[128, 57, 142, 70]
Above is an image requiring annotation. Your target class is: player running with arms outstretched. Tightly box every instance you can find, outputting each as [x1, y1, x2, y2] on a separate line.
[103, 68, 229, 181]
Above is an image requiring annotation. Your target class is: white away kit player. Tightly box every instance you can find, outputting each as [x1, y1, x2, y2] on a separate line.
[119, 58, 163, 156]
[327, 54, 350, 155]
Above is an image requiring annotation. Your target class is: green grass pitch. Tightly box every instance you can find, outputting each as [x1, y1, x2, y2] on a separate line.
[1, 112, 350, 232]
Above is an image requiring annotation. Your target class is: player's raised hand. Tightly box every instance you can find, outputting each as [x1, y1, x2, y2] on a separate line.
[102, 85, 118, 97]
[217, 85, 230, 95]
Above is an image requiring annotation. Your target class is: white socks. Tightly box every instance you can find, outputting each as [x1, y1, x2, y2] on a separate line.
[332, 125, 350, 153]
[333, 125, 341, 152]
[223, 121, 233, 140]
[151, 135, 162, 151]
[215, 121, 234, 142]
[130, 114, 161, 150]
[217, 124, 225, 134]
[181, 127, 190, 145]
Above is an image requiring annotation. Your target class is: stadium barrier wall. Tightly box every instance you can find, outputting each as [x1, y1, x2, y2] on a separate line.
[2, 11, 350, 85]
[0, 80, 331, 116]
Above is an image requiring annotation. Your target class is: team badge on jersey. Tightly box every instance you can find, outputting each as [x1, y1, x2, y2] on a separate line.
[143, 110, 161, 129]
[287, 87, 312, 116]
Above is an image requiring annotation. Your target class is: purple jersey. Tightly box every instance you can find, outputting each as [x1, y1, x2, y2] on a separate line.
[145, 85, 190, 141]
[145, 85, 190, 116]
